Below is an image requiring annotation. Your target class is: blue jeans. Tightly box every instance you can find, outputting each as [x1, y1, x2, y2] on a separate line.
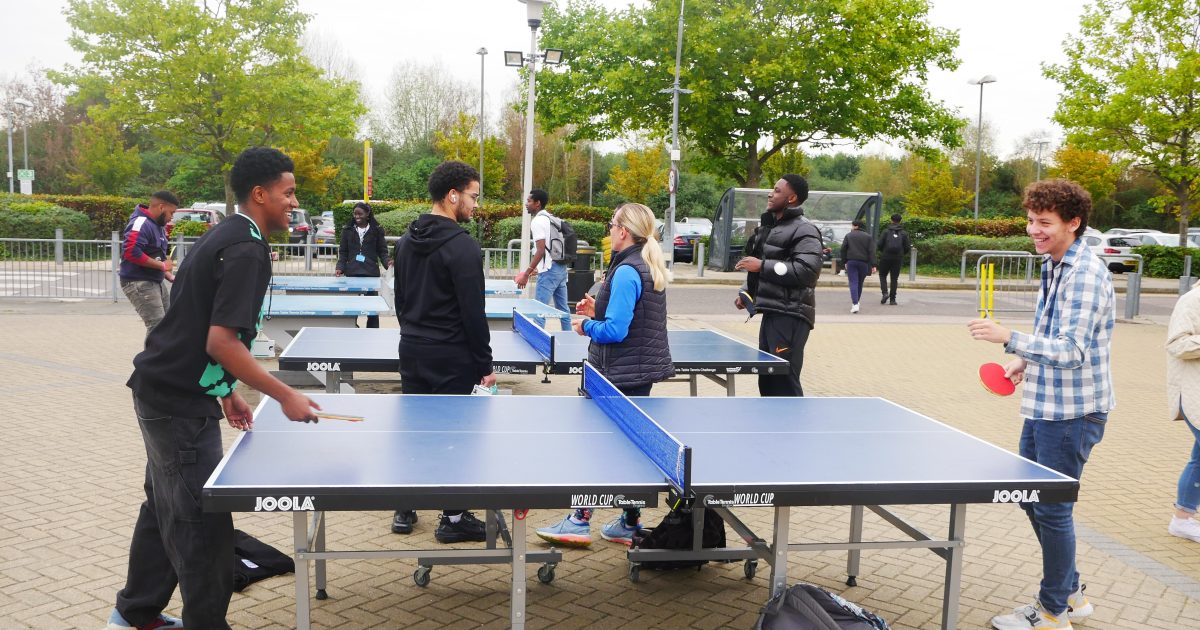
[534, 261, 571, 330]
[1018, 414, 1106, 616]
[1176, 412, 1200, 512]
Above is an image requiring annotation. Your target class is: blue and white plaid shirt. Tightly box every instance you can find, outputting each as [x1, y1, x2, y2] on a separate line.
[1005, 238, 1115, 420]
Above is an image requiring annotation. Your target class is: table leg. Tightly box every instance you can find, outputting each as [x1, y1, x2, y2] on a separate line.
[511, 510, 528, 629]
[324, 370, 339, 393]
[727, 374, 736, 396]
[314, 512, 327, 599]
[847, 505, 863, 586]
[293, 512, 311, 630]
[768, 506, 790, 597]
[941, 504, 966, 630]
[689, 374, 698, 397]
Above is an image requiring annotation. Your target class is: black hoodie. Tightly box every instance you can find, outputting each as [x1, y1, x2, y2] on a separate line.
[392, 213, 492, 379]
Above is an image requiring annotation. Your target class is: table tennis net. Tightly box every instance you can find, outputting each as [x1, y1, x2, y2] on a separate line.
[513, 310, 553, 361]
[582, 363, 690, 492]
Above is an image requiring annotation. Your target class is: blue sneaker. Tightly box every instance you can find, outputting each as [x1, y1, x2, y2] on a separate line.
[535, 514, 592, 547]
[106, 608, 184, 629]
[600, 515, 642, 545]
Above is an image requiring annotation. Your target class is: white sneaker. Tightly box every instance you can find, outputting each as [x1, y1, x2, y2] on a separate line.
[991, 603, 1071, 629]
[850, 303, 860, 313]
[1169, 516, 1200, 542]
[1067, 585, 1093, 621]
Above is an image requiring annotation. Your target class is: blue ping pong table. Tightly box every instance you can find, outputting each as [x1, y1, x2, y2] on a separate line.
[270, 275, 521, 296]
[484, 297, 568, 330]
[278, 312, 786, 394]
[203, 364, 1077, 629]
[261, 294, 392, 351]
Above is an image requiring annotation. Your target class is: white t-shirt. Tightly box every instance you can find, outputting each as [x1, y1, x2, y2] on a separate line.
[529, 211, 554, 273]
[355, 225, 368, 242]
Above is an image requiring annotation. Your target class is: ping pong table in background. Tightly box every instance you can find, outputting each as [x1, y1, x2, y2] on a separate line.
[261, 294, 391, 351]
[484, 297, 569, 330]
[278, 311, 787, 394]
[203, 364, 1078, 630]
[269, 275, 521, 296]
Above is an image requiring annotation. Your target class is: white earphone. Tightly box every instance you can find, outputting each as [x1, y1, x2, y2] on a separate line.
[451, 195, 458, 203]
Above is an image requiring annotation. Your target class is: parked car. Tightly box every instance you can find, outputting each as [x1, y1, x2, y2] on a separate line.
[312, 217, 337, 254]
[1134, 232, 1191, 247]
[658, 222, 709, 263]
[288, 209, 311, 245]
[166, 208, 222, 237]
[1105, 227, 1160, 236]
[812, 220, 854, 266]
[1083, 233, 1141, 272]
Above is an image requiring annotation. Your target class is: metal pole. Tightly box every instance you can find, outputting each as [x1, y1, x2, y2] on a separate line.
[518, 25, 539, 275]
[588, 144, 593, 207]
[973, 82, 983, 222]
[663, 0, 687, 264]
[22, 123, 28, 170]
[478, 48, 487, 200]
[6, 115, 13, 193]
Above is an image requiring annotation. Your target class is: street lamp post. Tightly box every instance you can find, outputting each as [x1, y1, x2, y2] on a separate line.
[477, 48, 487, 201]
[657, 0, 691, 264]
[507, 0, 563, 276]
[968, 75, 996, 222]
[14, 98, 32, 195]
[1032, 138, 1051, 181]
[5, 111, 13, 194]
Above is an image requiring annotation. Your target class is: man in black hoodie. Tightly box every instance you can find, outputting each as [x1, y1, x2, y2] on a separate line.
[389, 160, 496, 542]
[876, 213, 911, 305]
[734, 174, 824, 396]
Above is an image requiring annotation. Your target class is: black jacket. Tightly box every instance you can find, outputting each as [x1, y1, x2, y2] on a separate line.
[877, 223, 911, 260]
[839, 229, 876, 266]
[744, 207, 824, 326]
[392, 214, 492, 379]
[336, 222, 390, 277]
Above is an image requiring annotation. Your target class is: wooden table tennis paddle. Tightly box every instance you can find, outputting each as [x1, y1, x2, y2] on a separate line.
[316, 412, 365, 422]
[979, 362, 1016, 397]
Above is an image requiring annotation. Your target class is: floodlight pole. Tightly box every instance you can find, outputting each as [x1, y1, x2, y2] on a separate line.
[1033, 138, 1050, 181]
[5, 113, 13, 194]
[477, 48, 488, 202]
[659, 0, 691, 264]
[518, 16, 541, 276]
[969, 75, 996, 222]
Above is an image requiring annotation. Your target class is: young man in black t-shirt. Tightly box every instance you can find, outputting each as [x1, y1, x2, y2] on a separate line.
[107, 147, 321, 630]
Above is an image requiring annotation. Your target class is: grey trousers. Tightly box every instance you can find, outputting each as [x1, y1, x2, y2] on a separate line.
[121, 279, 170, 333]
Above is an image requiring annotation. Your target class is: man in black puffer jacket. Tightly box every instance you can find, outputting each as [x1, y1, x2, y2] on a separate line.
[735, 174, 824, 396]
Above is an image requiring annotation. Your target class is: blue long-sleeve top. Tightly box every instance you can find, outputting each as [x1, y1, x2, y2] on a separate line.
[583, 265, 642, 343]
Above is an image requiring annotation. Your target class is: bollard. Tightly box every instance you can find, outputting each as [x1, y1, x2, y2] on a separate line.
[304, 233, 314, 271]
[697, 242, 705, 277]
[1125, 272, 1141, 319]
[909, 247, 917, 281]
[110, 231, 120, 302]
[1182, 255, 1193, 295]
[55, 228, 64, 266]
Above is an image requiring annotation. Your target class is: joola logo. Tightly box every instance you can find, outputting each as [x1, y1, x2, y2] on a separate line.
[993, 489, 1040, 503]
[306, 362, 340, 371]
[254, 496, 315, 511]
[702, 493, 775, 507]
[568, 366, 584, 375]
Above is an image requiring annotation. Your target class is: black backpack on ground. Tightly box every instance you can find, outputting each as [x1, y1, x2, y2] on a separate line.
[232, 529, 295, 592]
[546, 214, 579, 263]
[630, 507, 726, 570]
[755, 582, 890, 630]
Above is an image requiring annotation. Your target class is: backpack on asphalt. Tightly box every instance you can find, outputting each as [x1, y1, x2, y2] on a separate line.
[754, 582, 890, 630]
[630, 507, 726, 570]
[545, 214, 579, 263]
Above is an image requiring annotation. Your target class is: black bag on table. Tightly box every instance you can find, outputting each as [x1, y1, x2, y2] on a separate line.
[630, 507, 726, 570]
[754, 582, 890, 630]
[232, 529, 295, 592]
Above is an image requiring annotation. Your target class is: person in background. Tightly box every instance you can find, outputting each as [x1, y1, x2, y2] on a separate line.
[876, 213, 911, 305]
[536, 202, 673, 547]
[335, 201, 390, 328]
[1167, 277, 1200, 543]
[119, 191, 180, 333]
[515, 189, 572, 330]
[839, 220, 876, 314]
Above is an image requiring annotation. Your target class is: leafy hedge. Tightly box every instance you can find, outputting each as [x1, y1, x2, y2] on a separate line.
[490, 217, 607, 250]
[171, 220, 209, 237]
[0, 193, 140, 238]
[1132, 244, 1200, 278]
[917, 235, 1036, 267]
[902, 216, 1027, 241]
[0, 208, 94, 239]
[337, 200, 613, 248]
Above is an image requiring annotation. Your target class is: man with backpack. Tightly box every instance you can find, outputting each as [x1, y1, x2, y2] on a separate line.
[515, 189, 573, 330]
[876, 213, 911, 305]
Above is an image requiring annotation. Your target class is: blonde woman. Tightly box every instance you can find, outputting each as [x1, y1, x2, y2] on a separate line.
[536, 203, 673, 547]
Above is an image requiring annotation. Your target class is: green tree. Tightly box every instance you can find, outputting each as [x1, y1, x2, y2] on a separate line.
[538, 0, 961, 187]
[905, 157, 973, 217]
[70, 114, 140, 194]
[433, 112, 509, 199]
[1045, 0, 1200, 244]
[1047, 146, 1120, 207]
[62, 0, 364, 213]
[606, 146, 668, 205]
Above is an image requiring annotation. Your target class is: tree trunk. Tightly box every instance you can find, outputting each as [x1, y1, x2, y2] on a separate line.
[745, 141, 762, 189]
[223, 170, 236, 217]
[1178, 182, 1192, 247]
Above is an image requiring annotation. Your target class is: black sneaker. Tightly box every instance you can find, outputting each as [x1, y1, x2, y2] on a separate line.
[888, 298, 897, 305]
[435, 511, 487, 543]
[391, 510, 417, 534]
[880, 295, 888, 304]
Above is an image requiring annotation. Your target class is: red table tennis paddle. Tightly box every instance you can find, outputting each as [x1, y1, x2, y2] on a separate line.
[979, 362, 1016, 397]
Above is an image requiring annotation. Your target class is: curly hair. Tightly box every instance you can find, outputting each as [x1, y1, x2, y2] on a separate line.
[230, 147, 295, 203]
[427, 161, 479, 203]
[781, 173, 809, 206]
[1023, 179, 1091, 237]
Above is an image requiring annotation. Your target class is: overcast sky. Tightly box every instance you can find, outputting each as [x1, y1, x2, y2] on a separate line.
[0, 0, 1089, 159]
